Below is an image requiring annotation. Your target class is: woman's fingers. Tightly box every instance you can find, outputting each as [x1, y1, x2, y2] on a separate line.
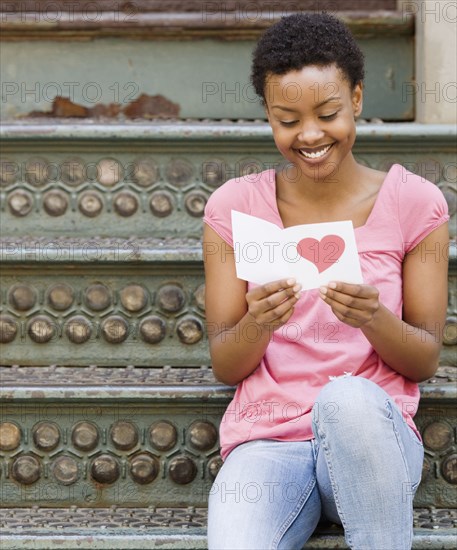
[249, 278, 298, 300]
[319, 281, 380, 327]
[246, 278, 302, 327]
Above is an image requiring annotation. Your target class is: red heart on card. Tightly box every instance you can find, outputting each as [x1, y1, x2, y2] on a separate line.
[297, 235, 345, 273]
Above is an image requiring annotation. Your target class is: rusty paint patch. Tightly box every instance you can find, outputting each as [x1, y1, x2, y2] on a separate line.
[123, 93, 180, 118]
[27, 94, 180, 119]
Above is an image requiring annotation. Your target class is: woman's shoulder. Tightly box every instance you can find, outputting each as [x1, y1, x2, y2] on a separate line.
[388, 163, 448, 204]
[387, 164, 449, 252]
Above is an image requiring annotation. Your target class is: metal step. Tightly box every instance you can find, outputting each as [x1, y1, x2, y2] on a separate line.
[1, 121, 455, 239]
[0, 365, 456, 509]
[0, 506, 455, 549]
[0, 9, 414, 120]
[1, 236, 455, 367]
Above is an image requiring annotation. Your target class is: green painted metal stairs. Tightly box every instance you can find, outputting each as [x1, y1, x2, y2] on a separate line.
[1, 5, 457, 549]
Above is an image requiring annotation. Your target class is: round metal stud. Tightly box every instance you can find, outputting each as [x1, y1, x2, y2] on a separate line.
[101, 316, 128, 344]
[25, 157, 49, 186]
[184, 192, 207, 217]
[7, 190, 34, 217]
[423, 421, 453, 451]
[0, 158, 17, 187]
[52, 456, 79, 485]
[132, 158, 159, 187]
[208, 456, 223, 479]
[113, 192, 138, 217]
[43, 190, 68, 216]
[96, 158, 123, 187]
[71, 421, 99, 451]
[156, 284, 185, 313]
[28, 316, 56, 343]
[149, 421, 177, 451]
[193, 284, 205, 311]
[65, 316, 92, 344]
[168, 455, 197, 485]
[32, 421, 60, 451]
[139, 316, 166, 344]
[61, 158, 86, 187]
[90, 455, 120, 484]
[110, 421, 139, 451]
[11, 455, 41, 485]
[238, 158, 263, 178]
[176, 317, 203, 345]
[78, 191, 104, 217]
[0, 422, 21, 451]
[8, 284, 37, 311]
[188, 421, 218, 451]
[84, 283, 112, 311]
[443, 316, 457, 346]
[201, 159, 227, 187]
[165, 159, 194, 187]
[0, 315, 18, 343]
[441, 454, 457, 484]
[149, 191, 174, 217]
[47, 283, 75, 310]
[119, 284, 148, 312]
[129, 453, 159, 484]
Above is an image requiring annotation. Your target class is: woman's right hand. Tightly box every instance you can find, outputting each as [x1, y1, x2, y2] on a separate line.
[245, 278, 302, 332]
[204, 223, 302, 385]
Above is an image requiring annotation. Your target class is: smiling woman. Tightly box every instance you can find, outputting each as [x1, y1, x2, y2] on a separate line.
[265, 64, 362, 187]
[202, 12, 450, 550]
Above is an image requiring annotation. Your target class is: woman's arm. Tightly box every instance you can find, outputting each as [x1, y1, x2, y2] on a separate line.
[319, 223, 449, 383]
[203, 223, 301, 386]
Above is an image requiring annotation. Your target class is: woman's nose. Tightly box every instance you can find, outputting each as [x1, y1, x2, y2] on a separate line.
[297, 121, 325, 144]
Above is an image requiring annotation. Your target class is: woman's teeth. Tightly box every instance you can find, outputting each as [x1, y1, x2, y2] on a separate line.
[299, 144, 332, 159]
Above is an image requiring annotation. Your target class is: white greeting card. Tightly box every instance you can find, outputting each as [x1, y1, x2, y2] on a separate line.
[231, 210, 363, 290]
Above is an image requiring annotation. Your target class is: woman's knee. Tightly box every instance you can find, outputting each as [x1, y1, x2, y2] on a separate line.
[311, 376, 388, 436]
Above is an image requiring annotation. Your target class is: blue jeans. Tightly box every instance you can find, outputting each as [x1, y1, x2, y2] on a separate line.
[207, 376, 424, 549]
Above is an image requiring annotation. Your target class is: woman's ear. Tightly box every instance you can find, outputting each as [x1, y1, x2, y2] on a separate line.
[352, 82, 363, 118]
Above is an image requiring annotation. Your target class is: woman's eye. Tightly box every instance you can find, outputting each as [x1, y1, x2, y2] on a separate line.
[320, 113, 338, 121]
[279, 120, 298, 126]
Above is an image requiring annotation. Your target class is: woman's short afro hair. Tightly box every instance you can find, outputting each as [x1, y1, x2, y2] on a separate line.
[251, 12, 365, 105]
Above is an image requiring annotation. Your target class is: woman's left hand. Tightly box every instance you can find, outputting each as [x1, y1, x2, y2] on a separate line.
[319, 282, 380, 328]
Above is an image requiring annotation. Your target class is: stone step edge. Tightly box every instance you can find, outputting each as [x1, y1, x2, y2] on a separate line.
[0, 506, 456, 550]
[0, 10, 414, 42]
[1, 237, 456, 269]
[1, 122, 456, 144]
[0, 366, 455, 402]
[1, 530, 456, 550]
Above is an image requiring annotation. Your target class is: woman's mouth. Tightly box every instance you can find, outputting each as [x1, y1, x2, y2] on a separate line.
[297, 143, 334, 160]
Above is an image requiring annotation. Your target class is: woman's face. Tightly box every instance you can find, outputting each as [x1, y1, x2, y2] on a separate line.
[264, 64, 363, 182]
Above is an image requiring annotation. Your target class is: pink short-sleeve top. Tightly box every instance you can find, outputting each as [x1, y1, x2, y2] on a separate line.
[203, 164, 450, 461]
